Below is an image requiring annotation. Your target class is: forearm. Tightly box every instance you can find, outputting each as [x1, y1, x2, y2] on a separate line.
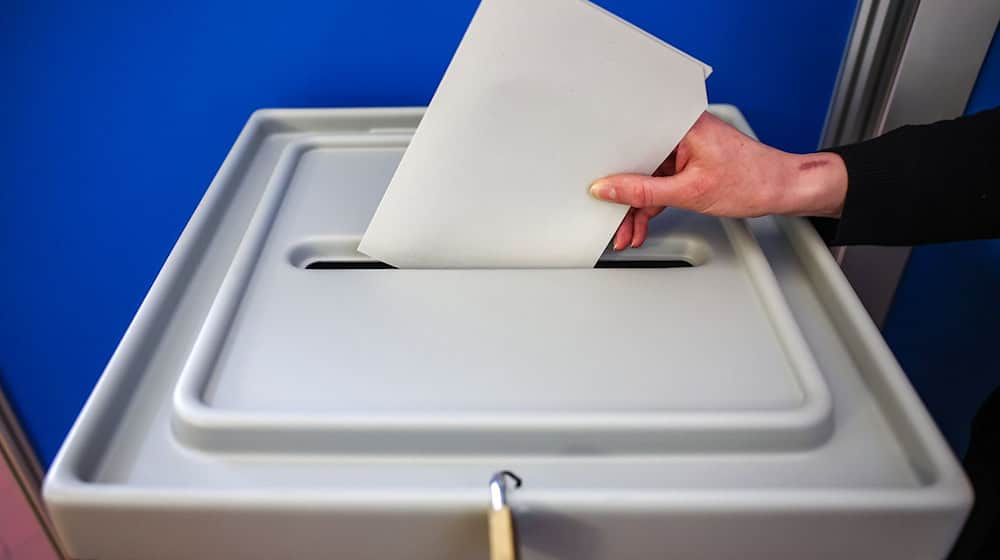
[773, 151, 848, 219]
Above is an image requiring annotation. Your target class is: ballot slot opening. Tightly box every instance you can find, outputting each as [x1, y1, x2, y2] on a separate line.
[288, 238, 709, 269]
[302, 259, 693, 269]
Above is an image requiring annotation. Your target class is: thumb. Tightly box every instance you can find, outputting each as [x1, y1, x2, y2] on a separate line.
[589, 172, 697, 209]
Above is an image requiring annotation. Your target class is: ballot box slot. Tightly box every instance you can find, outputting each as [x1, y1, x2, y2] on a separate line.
[288, 236, 711, 270]
[302, 259, 694, 270]
[594, 259, 692, 269]
[304, 261, 395, 270]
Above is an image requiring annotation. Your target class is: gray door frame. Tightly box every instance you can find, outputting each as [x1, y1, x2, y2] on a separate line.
[821, 0, 1000, 326]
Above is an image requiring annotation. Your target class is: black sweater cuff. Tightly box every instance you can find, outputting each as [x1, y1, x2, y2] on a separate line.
[812, 107, 1000, 246]
[815, 141, 910, 246]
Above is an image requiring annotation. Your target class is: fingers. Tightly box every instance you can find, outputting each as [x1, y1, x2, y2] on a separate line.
[631, 207, 656, 247]
[611, 206, 665, 251]
[590, 172, 698, 209]
[631, 206, 664, 248]
[632, 211, 648, 248]
[614, 208, 635, 251]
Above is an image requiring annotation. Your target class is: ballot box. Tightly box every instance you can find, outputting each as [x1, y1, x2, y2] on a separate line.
[43, 105, 971, 560]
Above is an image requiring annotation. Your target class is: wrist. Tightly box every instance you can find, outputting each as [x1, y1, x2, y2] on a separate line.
[777, 152, 848, 218]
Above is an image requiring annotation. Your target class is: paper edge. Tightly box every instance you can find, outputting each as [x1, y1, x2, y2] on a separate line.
[575, 0, 713, 78]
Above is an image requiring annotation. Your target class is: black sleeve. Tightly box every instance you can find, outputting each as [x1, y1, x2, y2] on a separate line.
[810, 106, 1000, 246]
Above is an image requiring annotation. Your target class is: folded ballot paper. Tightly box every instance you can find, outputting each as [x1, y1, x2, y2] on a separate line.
[359, 0, 711, 268]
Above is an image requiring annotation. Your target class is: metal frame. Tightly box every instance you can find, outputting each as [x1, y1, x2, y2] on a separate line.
[820, 0, 918, 149]
[821, 0, 1000, 327]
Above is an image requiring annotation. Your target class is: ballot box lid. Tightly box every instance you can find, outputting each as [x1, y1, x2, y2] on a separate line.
[43, 106, 970, 560]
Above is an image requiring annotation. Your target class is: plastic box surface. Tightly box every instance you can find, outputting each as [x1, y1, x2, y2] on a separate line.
[43, 106, 971, 559]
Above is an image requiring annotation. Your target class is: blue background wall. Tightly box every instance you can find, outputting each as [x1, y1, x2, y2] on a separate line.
[1, 0, 857, 465]
[883, 27, 1000, 456]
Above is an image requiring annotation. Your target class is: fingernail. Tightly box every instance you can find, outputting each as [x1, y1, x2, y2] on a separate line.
[590, 181, 617, 202]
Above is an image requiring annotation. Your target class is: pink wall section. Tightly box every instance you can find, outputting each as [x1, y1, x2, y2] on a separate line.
[0, 456, 59, 560]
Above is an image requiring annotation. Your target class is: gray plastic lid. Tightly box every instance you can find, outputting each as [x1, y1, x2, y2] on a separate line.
[171, 134, 832, 455]
[42, 107, 971, 560]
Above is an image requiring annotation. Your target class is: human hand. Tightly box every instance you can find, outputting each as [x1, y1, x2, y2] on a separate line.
[591, 112, 848, 250]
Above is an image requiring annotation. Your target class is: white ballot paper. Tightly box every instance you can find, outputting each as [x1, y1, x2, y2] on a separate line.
[359, 0, 711, 268]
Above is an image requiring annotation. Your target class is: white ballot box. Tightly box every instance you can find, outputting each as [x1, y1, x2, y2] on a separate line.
[43, 106, 970, 560]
